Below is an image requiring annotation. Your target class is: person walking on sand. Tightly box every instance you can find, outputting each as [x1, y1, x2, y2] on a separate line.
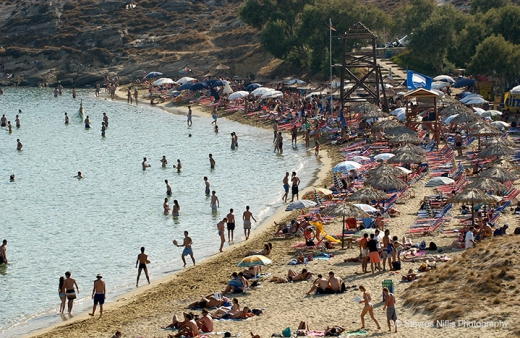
[58, 276, 66, 313]
[243, 206, 257, 240]
[142, 157, 151, 171]
[160, 155, 168, 168]
[64, 112, 69, 125]
[291, 125, 298, 146]
[209, 154, 215, 169]
[226, 208, 236, 242]
[210, 191, 219, 212]
[217, 217, 227, 252]
[89, 274, 106, 318]
[127, 87, 132, 104]
[204, 176, 210, 195]
[64, 271, 79, 315]
[136, 247, 151, 287]
[0, 239, 8, 265]
[174, 231, 196, 267]
[291, 172, 300, 202]
[382, 287, 397, 333]
[187, 106, 193, 126]
[16, 139, 23, 151]
[165, 179, 172, 197]
[357, 285, 381, 330]
[282, 172, 290, 203]
[134, 87, 139, 106]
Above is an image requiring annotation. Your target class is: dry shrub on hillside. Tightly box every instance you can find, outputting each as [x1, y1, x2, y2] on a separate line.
[402, 236, 519, 322]
[162, 33, 211, 51]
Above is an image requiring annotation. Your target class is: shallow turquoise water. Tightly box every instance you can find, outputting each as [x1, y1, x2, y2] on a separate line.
[0, 88, 320, 337]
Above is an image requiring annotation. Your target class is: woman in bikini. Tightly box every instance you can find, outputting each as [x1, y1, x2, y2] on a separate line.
[358, 285, 381, 330]
[172, 200, 180, 217]
[163, 198, 170, 215]
[58, 276, 66, 313]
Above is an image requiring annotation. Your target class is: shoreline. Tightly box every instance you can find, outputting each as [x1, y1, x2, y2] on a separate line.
[27, 89, 333, 338]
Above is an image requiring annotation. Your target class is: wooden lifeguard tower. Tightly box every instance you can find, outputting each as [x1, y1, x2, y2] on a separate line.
[339, 22, 388, 112]
[403, 88, 441, 150]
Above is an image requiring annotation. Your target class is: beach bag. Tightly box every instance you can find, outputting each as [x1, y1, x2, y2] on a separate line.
[419, 241, 427, 250]
[392, 261, 401, 270]
[428, 242, 438, 251]
[282, 327, 292, 337]
[515, 227, 520, 235]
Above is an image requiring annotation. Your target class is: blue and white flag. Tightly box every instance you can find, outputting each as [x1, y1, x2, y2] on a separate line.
[407, 70, 433, 90]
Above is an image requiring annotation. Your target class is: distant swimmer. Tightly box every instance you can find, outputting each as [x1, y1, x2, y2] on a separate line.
[84, 116, 91, 129]
[282, 172, 290, 203]
[18, 109, 22, 114]
[174, 159, 182, 173]
[101, 122, 106, 137]
[142, 157, 151, 171]
[231, 133, 236, 150]
[172, 199, 180, 217]
[160, 155, 168, 168]
[209, 154, 215, 169]
[165, 179, 172, 196]
[8, 121, 12, 134]
[89, 274, 106, 318]
[0, 239, 7, 265]
[64, 112, 69, 125]
[189, 134, 192, 137]
[16, 139, 22, 150]
[226, 208, 235, 242]
[174, 231, 195, 267]
[64, 271, 79, 315]
[214, 125, 219, 133]
[187, 105, 193, 126]
[9, 174, 15, 182]
[15, 115, 20, 128]
[217, 218, 227, 252]
[135, 247, 151, 287]
[103, 113, 109, 127]
[74, 171, 83, 179]
[204, 176, 210, 195]
[291, 172, 301, 202]
[163, 198, 170, 215]
[210, 191, 219, 212]
[0, 114, 6, 127]
[243, 206, 257, 240]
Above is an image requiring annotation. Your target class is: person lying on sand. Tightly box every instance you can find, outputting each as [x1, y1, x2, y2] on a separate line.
[324, 326, 345, 336]
[245, 242, 272, 256]
[197, 309, 213, 333]
[344, 255, 362, 263]
[288, 268, 313, 282]
[213, 306, 254, 320]
[401, 269, 418, 282]
[295, 321, 310, 336]
[242, 266, 260, 279]
[269, 276, 288, 283]
[186, 294, 227, 309]
[211, 298, 239, 318]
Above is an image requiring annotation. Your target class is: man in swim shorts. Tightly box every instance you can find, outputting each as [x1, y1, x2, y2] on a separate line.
[243, 206, 257, 240]
[0, 239, 7, 265]
[454, 132, 463, 157]
[63, 271, 79, 315]
[382, 287, 397, 332]
[282, 172, 290, 203]
[290, 172, 300, 202]
[89, 274, 106, 317]
[210, 191, 219, 212]
[226, 208, 236, 242]
[197, 309, 214, 333]
[136, 247, 150, 287]
[209, 154, 215, 169]
[204, 177, 210, 195]
[217, 217, 227, 252]
[165, 179, 172, 196]
[175, 231, 196, 267]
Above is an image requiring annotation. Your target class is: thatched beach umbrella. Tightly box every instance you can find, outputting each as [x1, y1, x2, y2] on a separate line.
[448, 111, 480, 124]
[477, 144, 515, 158]
[489, 158, 519, 170]
[346, 186, 389, 203]
[394, 143, 426, 155]
[361, 110, 389, 120]
[372, 119, 402, 131]
[482, 137, 516, 148]
[323, 202, 370, 249]
[350, 102, 380, 113]
[469, 124, 502, 150]
[387, 151, 427, 164]
[478, 167, 518, 182]
[440, 103, 473, 116]
[366, 163, 406, 178]
[466, 178, 508, 195]
[387, 133, 423, 144]
[446, 188, 497, 226]
[365, 174, 408, 191]
[385, 126, 417, 136]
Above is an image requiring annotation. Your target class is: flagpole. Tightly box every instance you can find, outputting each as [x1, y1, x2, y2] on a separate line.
[329, 18, 333, 115]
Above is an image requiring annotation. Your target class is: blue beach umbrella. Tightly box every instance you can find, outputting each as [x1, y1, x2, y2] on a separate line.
[454, 78, 475, 88]
[190, 82, 208, 91]
[145, 71, 163, 79]
[332, 161, 362, 173]
[178, 83, 193, 91]
[245, 83, 262, 91]
[212, 81, 226, 87]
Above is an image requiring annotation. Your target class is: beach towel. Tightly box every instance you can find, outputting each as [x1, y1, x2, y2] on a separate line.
[344, 329, 367, 336]
[305, 330, 325, 337]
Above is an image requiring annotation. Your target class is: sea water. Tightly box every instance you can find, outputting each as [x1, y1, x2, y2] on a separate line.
[0, 88, 320, 337]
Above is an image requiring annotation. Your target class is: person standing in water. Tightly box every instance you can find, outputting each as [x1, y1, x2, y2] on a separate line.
[291, 172, 300, 202]
[101, 122, 106, 137]
[187, 106, 193, 126]
[160, 155, 168, 168]
[163, 198, 170, 215]
[165, 180, 172, 197]
[58, 276, 66, 313]
[174, 159, 182, 173]
[64, 112, 69, 125]
[204, 177, 210, 195]
[72, 88, 77, 99]
[74, 171, 83, 179]
[16, 139, 23, 151]
[1, 114, 6, 127]
[8, 121, 12, 134]
[136, 247, 151, 287]
[84, 116, 91, 129]
[291, 125, 298, 146]
[142, 157, 151, 171]
[217, 217, 227, 252]
[63, 271, 79, 315]
[172, 200, 180, 217]
[282, 172, 290, 203]
[89, 274, 106, 318]
[102, 113, 109, 127]
[174, 231, 195, 267]
[210, 191, 219, 212]
[15, 115, 20, 128]
[243, 206, 257, 240]
[209, 154, 215, 169]
[231, 133, 236, 150]
[134, 87, 139, 106]
[226, 209, 236, 242]
[0, 239, 7, 265]
[127, 87, 132, 104]
[211, 107, 218, 125]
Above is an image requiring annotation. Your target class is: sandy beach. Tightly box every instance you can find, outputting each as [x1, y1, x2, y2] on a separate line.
[27, 88, 518, 338]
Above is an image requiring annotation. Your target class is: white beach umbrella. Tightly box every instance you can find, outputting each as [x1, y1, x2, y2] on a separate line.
[463, 97, 488, 105]
[332, 161, 362, 173]
[351, 155, 371, 163]
[444, 114, 459, 124]
[228, 91, 250, 100]
[397, 167, 412, 174]
[433, 75, 455, 84]
[480, 110, 502, 118]
[252, 87, 275, 96]
[223, 83, 233, 95]
[510, 85, 520, 94]
[285, 200, 317, 211]
[353, 204, 379, 213]
[374, 153, 395, 161]
[491, 121, 510, 129]
[305, 91, 327, 98]
[425, 177, 455, 187]
[261, 91, 283, 99]
[431, 89, 445, 96]
[391, 107, 405, 116]
[153, 78, 176, 86]
[431, 81, 450, 90]
[177, 76, 196, 85]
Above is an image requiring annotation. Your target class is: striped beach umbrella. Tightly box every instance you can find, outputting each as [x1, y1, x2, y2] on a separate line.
[237, 255, 272, 267]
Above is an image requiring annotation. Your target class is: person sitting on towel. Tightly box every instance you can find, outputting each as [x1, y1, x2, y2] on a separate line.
[288, 268, 313, 282]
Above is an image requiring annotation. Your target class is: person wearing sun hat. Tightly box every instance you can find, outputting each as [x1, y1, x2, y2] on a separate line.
[89, 273, 106, 317]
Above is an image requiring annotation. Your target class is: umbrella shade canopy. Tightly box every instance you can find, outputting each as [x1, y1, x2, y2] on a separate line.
[463, 97, 488, 105]
[387, 151, 426, 164]
[237, 255, 272, 267]
[305, 91, 328, 99]
[440, 103, 473, 116]
[177, 76, 197, 85]
[332, 161, 362, 173]
[351, 155, 372, 163]
[425, 177, 455, 187]
[397, 166, 413, 174]
[261, 91, 283, 99]
[385, 126, 417, 136]
[466, 178, 507, 193]
[511, 85, 520, 94]
[478, 167, 518, 182]
[387, 133, 423, 144]
[178, 83, 194, 91]
[432, 81, 451, 90]
[350, 102, 380, 113]
[353, 204, 379, 213]
[390, 107, 406, 116]
[491, 121, 510, 129]
[469, 124, 502, 136]
[153, 78, 175, 86]
[448, 111, 479, 124]
[454, 77, 475, 88]
[374, 153, 395, 160]
[228, 91, 250, 100]
[466, 120, 490, 131]
[365, 174, 408, 191]
[145, 71, 163, 79]
[346, 186, 389, 202]
[394, 143, 426, 155]
[190, 82, 208, 91]
[361, 110, 389, 120]
[333, 172, 344, 191]
[322, 202, 370, 218]
[372, 119, 403, 131]
[285, 200, 317, 211]
[434, 75, 455, 83]
[482, 137, 516, 148]
[460, 94, 483, 104]
[215, 63, 230, 70]
[366, 163, 406, 178]
[244, 83, 262, 91]
[478, 110, 502, 118]
[477, 144, 515, 158]
[446, 188, 498, 205]
[489, 158, 519, 170]
[252, 87, 275, 96]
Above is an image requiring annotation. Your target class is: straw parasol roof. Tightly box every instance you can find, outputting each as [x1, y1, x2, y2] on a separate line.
[384, 125, 417, 136]
[446, 187, 497, 225]
[345, 186, 389, 203]
[489, 157, 519, 170]
[365, 174, 408, 191]
[439, 103, 473, 116]
[366, 163, 406, 178]
[394, 143, 426, 155]
[387, 151, 427, 164]
[387, 133, 423, 144]
[350, 102, 380, 113]
[469, 124, 502, 137]
[449, 111, 480, 124]
[482, 137, 516, 148]
[372, 119, 403, 131]
[478, 167, 518, 182]
[323, 202, 371, 219]
[361, 110, 389, 120]
[465, 178, 507, 194]
[477, 144, 515, 158]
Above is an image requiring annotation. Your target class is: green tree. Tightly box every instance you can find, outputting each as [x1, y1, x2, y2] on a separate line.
[471, 0, 509, 14]
[447, 14, 488, 68]
[392, 0, 436, 36]
[488, 5, 520, 44]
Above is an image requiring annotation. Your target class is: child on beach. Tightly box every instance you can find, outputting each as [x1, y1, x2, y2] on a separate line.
[314, 140, 320, 156]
